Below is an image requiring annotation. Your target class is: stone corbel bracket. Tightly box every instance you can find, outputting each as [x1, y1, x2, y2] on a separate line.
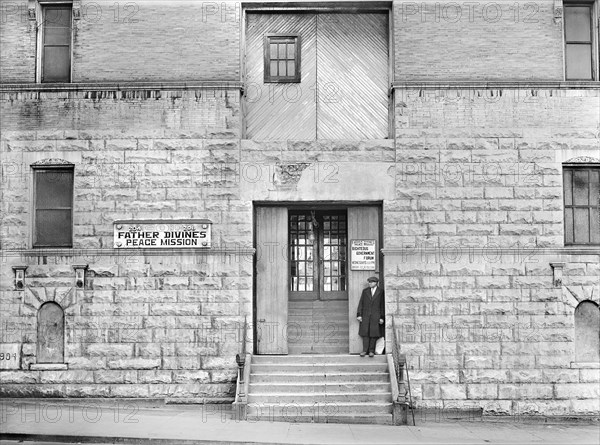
[27, 0, 36, 20]
[553, 0, 563, 24]
[550, 262, 565, 288]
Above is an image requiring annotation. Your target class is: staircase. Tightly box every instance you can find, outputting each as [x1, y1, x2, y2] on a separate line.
[246, 354, 393, 424]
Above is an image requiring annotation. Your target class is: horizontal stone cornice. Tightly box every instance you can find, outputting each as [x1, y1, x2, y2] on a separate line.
[0, 248, 256, 259]
[0, 81, 243, 93]
[382, 247, 600, 257]
[391, 81, 600, 90]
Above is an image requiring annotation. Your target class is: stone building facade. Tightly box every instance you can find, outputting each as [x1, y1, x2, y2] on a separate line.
[1, 0, 599, 417]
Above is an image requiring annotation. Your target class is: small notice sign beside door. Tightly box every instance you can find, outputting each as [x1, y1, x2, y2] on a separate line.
[350, 239, 376, 271]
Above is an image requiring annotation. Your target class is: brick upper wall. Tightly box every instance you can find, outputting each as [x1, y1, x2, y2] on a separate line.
[74, 0, 240, 82]
[393, 0, 564, 81]
[0, 3, 36, 83]
[0, 0, 241, 83]
[2, 0, 573, 84]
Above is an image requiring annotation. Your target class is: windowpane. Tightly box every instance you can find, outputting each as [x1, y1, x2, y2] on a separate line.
[565, 208, 574, 244]
[565, 6, 591, 42]
[590, 170, 599, 205]
[279, 61, 286, 76]
[564, 170, 573, 206]
[574, 208, 590, 244]
[36, 170, 73, 208]
[591, 208, 600, 244]
[44, 7, 71, 27]
[574, 170, 590, 205]
[44, 25, 71, 45]
[270, 61, 278, 76]
[566, 44, 593, 80]
[270, 43, 278, 58]
[36, 209, 72, 246]
[287, 61, 295, 77]
[43, 46, 71, 82]
[287, 43, 295, 60]
[278, 44, 286, 59]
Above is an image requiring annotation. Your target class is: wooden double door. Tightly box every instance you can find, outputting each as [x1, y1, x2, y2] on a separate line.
[255, 205, 381, 354]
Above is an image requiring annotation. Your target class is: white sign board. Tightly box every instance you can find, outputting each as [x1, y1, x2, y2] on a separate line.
[350, 239, 376, 271]
[0, 344, 20, 369]
[114, 220, 212, 248]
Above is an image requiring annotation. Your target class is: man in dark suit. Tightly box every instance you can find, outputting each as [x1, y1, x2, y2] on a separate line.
[356, 276, 384, 357]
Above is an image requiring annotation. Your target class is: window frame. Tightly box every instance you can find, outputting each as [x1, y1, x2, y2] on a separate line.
[263, 33, 301, 83]
[32, 165, 75, 248]
[563, 0, 598, 81]
[37, 1, 73, 83]
[562, 164, 600, 246]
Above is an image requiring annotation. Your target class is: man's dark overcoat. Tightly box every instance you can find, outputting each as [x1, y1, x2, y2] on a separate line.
[356, 286, 385, 338]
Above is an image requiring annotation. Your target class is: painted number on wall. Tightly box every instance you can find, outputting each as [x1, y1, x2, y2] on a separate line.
[0, 344, 21, 370]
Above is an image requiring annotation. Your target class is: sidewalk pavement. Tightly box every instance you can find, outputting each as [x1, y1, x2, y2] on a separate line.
[1, 399, 599, 445]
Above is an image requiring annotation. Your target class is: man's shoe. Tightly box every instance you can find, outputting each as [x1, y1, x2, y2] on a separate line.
[360, 352, 366, 357]
[369, 352, 374, 357]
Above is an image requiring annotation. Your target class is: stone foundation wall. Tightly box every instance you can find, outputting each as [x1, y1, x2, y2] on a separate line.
[387, 86, 600, 416]
[1, 85, 599, 415]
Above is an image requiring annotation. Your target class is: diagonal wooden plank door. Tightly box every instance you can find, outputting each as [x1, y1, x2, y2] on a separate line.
[246, 13, 317, 140]
[316, 13, 389, 139]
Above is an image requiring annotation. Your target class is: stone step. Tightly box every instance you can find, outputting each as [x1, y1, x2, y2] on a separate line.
[245, 412, 393, 425]
[249, 382, 391, 393]
[248, 392, 392, 404]
[252, 354, 387, 364]
[250, 372, 390, 383]
[251, 363, 388, 374]
[246, 402, 392, 416]
[287, 347, 349, 355]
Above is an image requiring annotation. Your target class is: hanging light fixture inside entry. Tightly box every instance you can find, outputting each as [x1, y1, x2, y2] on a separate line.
[308, 210, 319, 244]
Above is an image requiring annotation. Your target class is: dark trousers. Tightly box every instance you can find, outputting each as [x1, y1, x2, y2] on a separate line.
[362, 336, 377, 353]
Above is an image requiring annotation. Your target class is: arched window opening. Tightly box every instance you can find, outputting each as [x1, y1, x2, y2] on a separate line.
[575, 300, 600, 362]
[37, 302, 65, 364]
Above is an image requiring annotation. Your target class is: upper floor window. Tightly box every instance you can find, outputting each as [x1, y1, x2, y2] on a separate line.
[563, 166, 600, 245]
[40, 4, 72, 82]
[32, 165, 74, 247]
[564, 2, 597, 80]
[264, 34, 301, 83]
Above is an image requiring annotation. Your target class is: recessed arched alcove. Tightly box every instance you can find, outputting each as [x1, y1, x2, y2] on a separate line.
[574, 300, 600, 362]
[37, 302, 65, 364]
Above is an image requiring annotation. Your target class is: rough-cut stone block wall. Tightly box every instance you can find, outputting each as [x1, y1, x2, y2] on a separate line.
[388, 86, 600, 416]
[393, 0, 564, 80]
[0, 0, 240, 83]
[0, 87, 250, 400]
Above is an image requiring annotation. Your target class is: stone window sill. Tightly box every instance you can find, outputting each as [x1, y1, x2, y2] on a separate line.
[570, 362, 600, 369]
[30, 363, 68, 371]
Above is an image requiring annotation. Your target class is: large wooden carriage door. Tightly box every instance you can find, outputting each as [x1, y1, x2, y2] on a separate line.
[347, 207, 381, 354]
[245, 11, 388, 140]
[255, 207, 288, 354]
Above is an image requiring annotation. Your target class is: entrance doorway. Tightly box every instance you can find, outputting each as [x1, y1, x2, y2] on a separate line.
[254, 204, 381, 355]
[288, 211, 348, 354]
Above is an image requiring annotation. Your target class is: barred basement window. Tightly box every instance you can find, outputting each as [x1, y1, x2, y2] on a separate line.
[564, 2, 597, 80]
[32, 165, 74, 248]
[37, 302, 65, 364]
[264, 34, 301, 83]
[563, 166, 600, 245]
[40, 4, 73, 82]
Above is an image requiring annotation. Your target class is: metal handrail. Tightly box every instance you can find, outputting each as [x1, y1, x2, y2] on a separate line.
[391, 318, 415, 425]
